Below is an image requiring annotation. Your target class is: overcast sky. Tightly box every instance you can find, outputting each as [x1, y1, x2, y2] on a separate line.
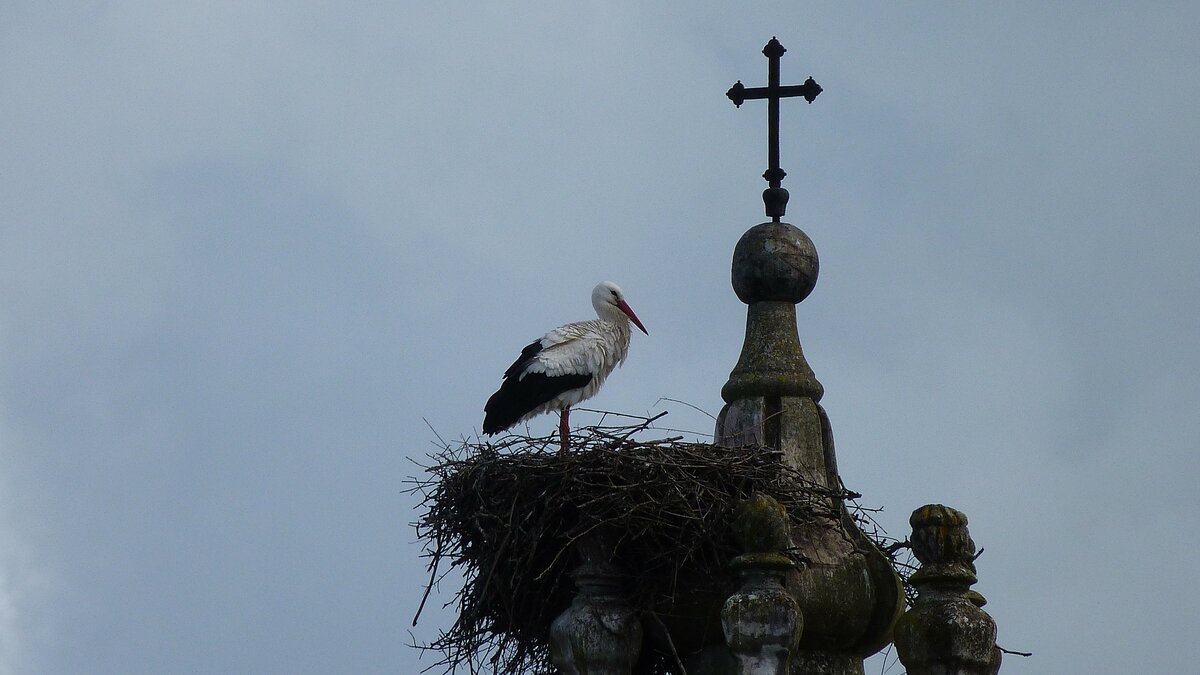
[2, 3, 1198, 673]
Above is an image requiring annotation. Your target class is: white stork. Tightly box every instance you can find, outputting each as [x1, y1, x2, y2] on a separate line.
[483, 281, 648, 452]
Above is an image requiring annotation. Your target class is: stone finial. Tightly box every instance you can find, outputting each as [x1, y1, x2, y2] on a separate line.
[549, 537, 643, 675]
[730, 493, 793, 554]
[908, 504, 978, 588]
[893, 505, 1002, 675]
[721, 495, 803, 675]
[721, 222, 823, 403]
[715, 214, 904, 673]
[731, 222, 819, 305]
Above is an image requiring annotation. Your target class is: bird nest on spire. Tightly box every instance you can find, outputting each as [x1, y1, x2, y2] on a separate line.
[409, 411, 862, 675]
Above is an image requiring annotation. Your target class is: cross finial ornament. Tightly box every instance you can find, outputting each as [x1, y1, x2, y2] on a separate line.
[727, 37, 822, 222]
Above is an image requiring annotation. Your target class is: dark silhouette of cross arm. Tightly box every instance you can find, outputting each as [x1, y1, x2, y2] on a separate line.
[726, 37, 822, 221]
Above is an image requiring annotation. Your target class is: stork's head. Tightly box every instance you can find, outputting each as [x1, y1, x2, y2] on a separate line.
[592, 281, 648, 335]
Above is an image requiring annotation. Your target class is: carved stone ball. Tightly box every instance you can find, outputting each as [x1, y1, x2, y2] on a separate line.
[731, 221, 819, 304]
[909, 504, 975, 567]
[730, 494, 791, 553]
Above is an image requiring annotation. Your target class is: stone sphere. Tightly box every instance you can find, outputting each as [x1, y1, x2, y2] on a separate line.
[731, 221, 819, 304]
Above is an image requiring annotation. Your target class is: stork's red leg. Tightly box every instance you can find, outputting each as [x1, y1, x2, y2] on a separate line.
[558, 407, 570, 454]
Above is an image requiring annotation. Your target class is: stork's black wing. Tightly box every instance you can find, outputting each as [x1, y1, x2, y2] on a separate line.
[482, 340, 591, 435]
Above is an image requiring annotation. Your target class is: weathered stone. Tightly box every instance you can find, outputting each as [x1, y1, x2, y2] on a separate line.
[723, 569, 801, 675]
[731, 494, 793, 554]
[549, 539, 643, 675]
[731, 221, 819, 304]
[717, 396, 903, 670]
[722, 495, 802, 675]
[721, 303, 824, 403]
[715, 215, 906, 673]
[907, 504, 978, 586]
[893, 505, 1002, 675]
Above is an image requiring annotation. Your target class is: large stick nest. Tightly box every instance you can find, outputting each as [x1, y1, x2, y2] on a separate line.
[409, 411, 868, 675]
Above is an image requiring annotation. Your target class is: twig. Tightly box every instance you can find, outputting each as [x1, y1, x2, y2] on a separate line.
[646, 611, 688, 675]
[412, 533, 441, 626]
[654, 397, 717, 422]
[423, 417, 449, 448]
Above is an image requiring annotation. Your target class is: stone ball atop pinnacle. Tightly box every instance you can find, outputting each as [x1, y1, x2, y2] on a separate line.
[731, 221, 819, 304]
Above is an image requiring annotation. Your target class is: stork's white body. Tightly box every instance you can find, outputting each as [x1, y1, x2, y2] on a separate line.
[483, 282, 647, 450]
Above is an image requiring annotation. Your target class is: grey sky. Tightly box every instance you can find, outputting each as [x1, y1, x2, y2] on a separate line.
[2, 3, 1197, 673]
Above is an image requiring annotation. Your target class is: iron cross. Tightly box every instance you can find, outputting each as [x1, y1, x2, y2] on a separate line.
[727, 37, 822, 221]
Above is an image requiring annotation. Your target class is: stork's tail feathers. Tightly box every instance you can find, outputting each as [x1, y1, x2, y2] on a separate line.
[481, 402, 513, 436]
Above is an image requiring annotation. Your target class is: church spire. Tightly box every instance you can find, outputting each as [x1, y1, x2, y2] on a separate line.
[717, 39, 905, 674]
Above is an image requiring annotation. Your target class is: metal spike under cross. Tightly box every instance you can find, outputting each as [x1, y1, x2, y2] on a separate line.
[727, 37, 822, 222]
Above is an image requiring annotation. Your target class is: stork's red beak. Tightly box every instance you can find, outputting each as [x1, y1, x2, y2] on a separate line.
[617, 300, 648, 335]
